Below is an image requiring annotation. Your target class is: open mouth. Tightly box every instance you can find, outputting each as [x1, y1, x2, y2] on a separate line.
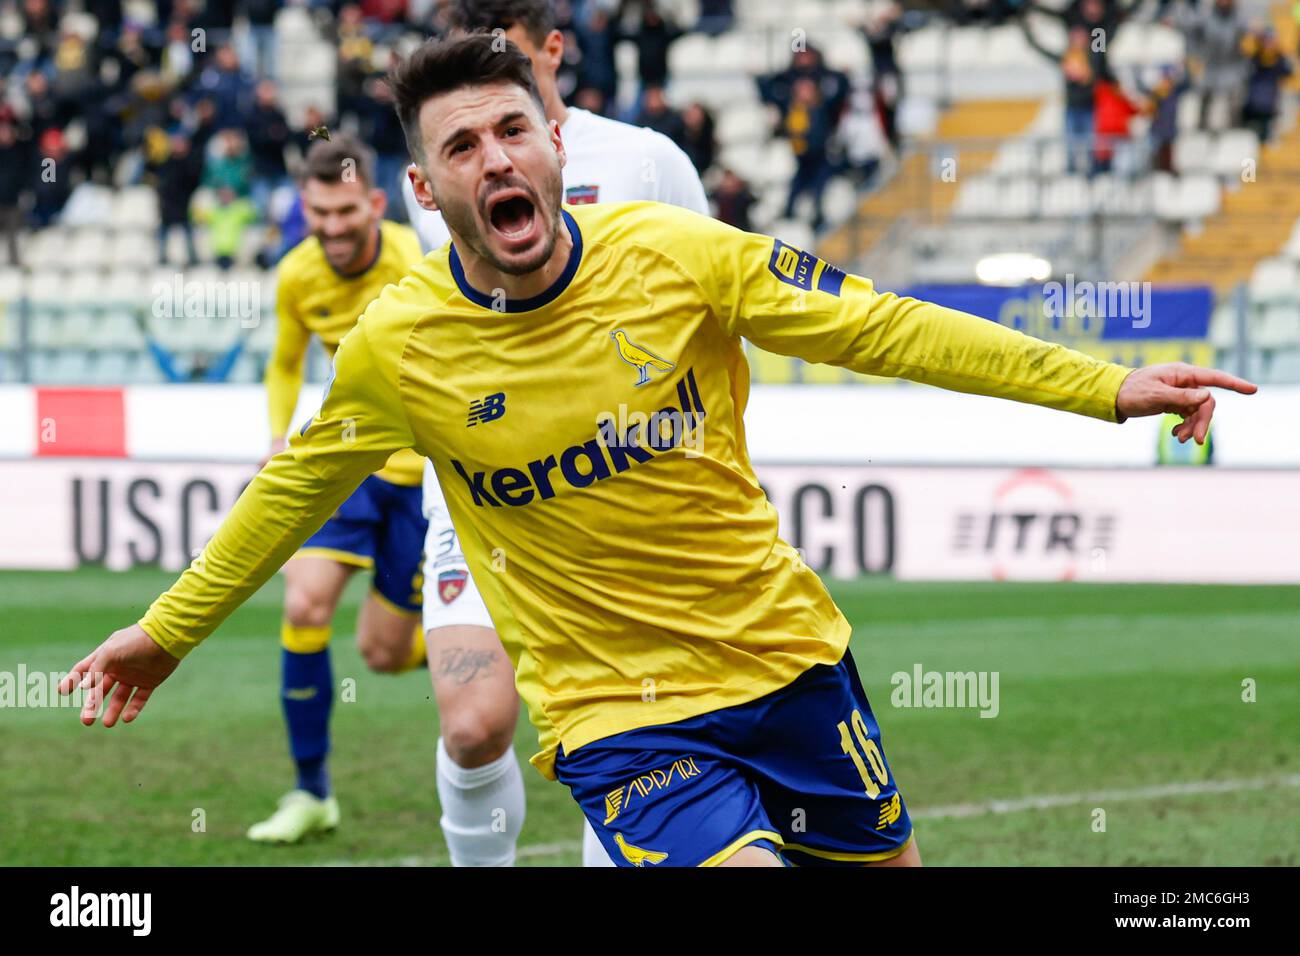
[486, 189, 537, 243]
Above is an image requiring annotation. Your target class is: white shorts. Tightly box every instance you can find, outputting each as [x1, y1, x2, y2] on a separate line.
[421, 460, 495, 633]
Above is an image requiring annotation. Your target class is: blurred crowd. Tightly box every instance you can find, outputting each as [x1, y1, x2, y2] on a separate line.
[1023, 0, 1294, 176]
[0, 0, 752, 269]
[3, 0, 1292, 272]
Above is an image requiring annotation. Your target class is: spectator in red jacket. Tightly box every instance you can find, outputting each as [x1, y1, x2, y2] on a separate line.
[1092, 76, 1140, 174]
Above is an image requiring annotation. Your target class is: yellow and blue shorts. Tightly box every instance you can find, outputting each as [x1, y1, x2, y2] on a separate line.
[555, 650, 912, 867]
[298, 474, 428, 614]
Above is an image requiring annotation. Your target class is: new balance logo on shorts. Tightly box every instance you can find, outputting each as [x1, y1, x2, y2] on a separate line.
[467, 392, 506, 426]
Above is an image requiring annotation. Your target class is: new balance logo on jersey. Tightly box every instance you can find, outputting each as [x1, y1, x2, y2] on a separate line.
[451, 369, 706, 508]
[467, 392, 506, 426]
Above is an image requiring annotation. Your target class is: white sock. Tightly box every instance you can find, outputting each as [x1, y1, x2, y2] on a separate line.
[436, 736, 526, 867]
[582, 817, 617, 867]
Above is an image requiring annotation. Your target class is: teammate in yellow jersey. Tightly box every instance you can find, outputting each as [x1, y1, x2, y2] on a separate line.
[247, 134, 429, 844]
[62, 36, 1257, 867]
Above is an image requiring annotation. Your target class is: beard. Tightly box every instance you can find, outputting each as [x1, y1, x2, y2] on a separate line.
[434, 160, 564, 277]
[316, 228, 370, 273]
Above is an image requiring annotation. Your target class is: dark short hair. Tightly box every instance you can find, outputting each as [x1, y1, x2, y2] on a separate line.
[388, 34, 544, 161]
[303, 132, 375, 189]
[448, 0, 556, 47]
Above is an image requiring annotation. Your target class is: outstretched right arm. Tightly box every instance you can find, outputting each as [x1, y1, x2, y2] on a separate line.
[60, 317, 415, 725]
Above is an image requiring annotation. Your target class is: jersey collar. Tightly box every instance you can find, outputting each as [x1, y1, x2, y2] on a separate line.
[448, 208, 582, 313]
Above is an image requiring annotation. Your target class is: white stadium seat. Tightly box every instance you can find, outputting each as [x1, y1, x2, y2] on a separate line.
[1173, 131, 1213, 174]
[716, 101, 775, 149]
[1208, 301, 1240, 349]
[26, 270, 64, 304]
[114, 187, 160, 229]
[1211, 129, 1260, 180]
[1254, 305, 1300, 349]
[1154, 172, 1220, 221]
[1249, 258, 1298, 300]
[1039, 175, 1091, 218]
[952, 176, 1002, 219]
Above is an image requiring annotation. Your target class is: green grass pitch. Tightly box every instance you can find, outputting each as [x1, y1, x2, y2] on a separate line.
[1, 569, 1296, 866]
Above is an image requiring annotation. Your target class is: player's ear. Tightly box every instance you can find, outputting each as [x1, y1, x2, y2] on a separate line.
[541, 29, 565, 71]
[407, 162, 440, 212]
[549, 119, 566, 171]
[369, 185, 387, 219]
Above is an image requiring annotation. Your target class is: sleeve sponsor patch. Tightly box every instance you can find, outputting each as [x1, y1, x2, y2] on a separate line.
[766, 239, 845, 297]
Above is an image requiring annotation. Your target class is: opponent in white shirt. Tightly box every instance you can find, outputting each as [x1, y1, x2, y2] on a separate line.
[403, 2, 707, 868]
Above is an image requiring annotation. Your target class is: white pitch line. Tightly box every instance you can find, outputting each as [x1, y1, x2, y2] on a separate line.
[912, 773, 1300, 821]
[317, 773, 1300, 867]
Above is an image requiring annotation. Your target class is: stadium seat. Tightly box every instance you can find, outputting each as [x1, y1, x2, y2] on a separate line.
[667, 73, 758, 109]
[822, 177, 858, 228]
[985, 25, 1035, 67]
[230, 350, 264, 385]
[26, 270, 64, 305]
[1110, 22, 1184, 68]
[718, 142, 766, 185]
[60, 183, 116, 226]
[1255, 305, 1300, 349]
[278, 42, 337, 84]
[768, 218, 815, 253]
[1266, 348, 1300, 381]
[275, 6, 316, 37]
[668, 34, 718, 77]
[952, 176, 1003, 219]
[0, 268, 25, 304]
[112, 232, 160, 269]
[1153, 173, 1220, 222]
[1090, 175, 1143, 217]
[64, 272, 105, 305]
[103, 269, 150, 305]
[32, 349, 89, 384]
[1176, 90, 1202, 132]
[66, 229, 112, 270]
[1211, 129, 1260, 180]
[0, 304, 16, 351]
[54, 310, 95, 350]
[93, 309, 146, 350]
[1249, 258, 1297, 301]
[716, 101, 775, 150]
[114, 187, 161, 229]
[1040, 175, 1091, 218]
[1208, 301, 1241, 349]
[91, 351, 132, 383]
[990, 140, 1038, 177]
[24, 229, 70, 270]
[128, 350, 166, 385]
[897, 26, 942, 71]
[946, 28, 990, 71]
[1173, 131, 1214, 175]
[820, 31, 869, 74]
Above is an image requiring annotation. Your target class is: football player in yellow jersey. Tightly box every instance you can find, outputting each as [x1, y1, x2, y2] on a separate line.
[247, 135, 429, 844]
[63, 36, 1256, 867]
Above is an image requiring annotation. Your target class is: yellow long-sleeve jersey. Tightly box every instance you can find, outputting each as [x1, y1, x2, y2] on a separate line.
[142, 201, 1133, 778]
[267, 218, 426, 486]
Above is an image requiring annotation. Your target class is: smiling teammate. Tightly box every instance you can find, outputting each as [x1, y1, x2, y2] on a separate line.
[63, 36, 1255, 867]
[248, 134, 428, 843]
[403, 0, 706, 868]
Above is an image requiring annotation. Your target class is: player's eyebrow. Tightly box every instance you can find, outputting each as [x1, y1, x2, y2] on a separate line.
[440, 111, 530, 155]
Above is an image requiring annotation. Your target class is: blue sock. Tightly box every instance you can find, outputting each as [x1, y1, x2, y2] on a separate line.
[281, 648, 333, 799]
